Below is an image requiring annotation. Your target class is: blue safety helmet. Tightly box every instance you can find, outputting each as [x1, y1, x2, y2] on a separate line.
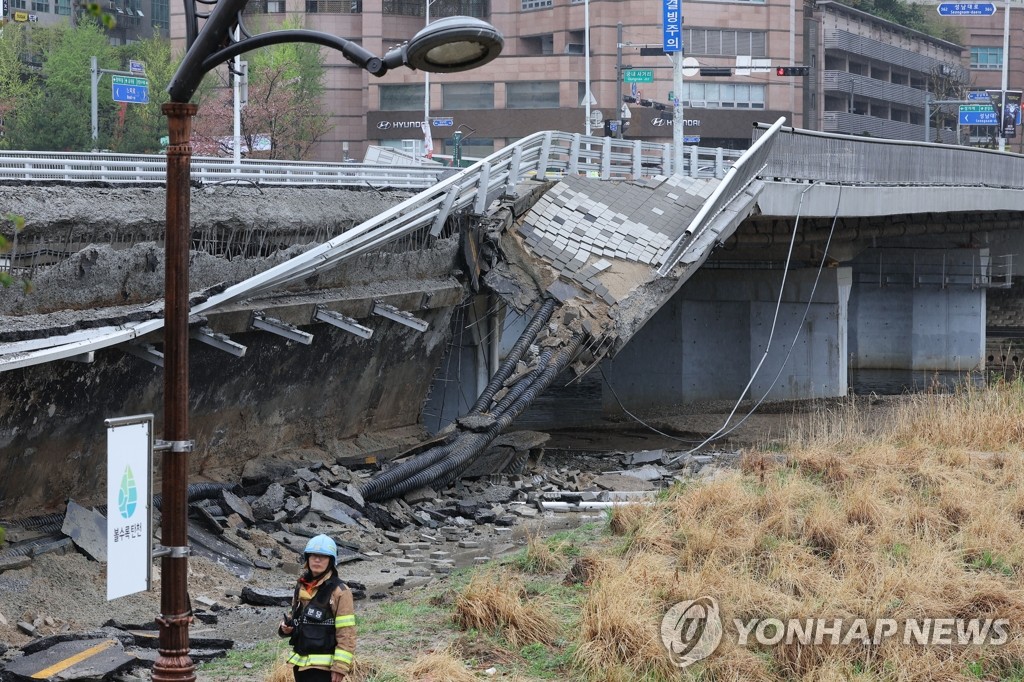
[303, 534, 338, 569]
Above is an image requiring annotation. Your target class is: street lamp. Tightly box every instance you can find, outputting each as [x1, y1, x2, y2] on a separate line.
[155, 6, 502, 682]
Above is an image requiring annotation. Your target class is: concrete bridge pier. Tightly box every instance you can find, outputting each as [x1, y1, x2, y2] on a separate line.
[602, 267, 853, 409]
[848, 248, 987, 372]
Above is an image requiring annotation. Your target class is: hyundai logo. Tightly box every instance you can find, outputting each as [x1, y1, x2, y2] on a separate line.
[377, 121, 392, 130]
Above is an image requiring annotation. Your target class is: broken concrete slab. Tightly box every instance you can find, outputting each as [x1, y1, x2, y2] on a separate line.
[591, 473, 656, 491]
[619, 464, 668, 482]
[61, 500, 107, 562]
[4, 638, 135, 681]
[20, 628, 136, 655]
[240, 586, 293, 607]
[219, 490, 255, 526]
[127, 630, 234, 650]
[251, 483, 286, 521]
[625, 449, 667, 466]
[320, 485, 365, 512]
[309, 492, 358, 526]
[186, 525, 255, 580]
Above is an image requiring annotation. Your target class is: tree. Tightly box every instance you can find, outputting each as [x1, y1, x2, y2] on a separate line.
[4, 20, 118, 151]
[192, 17, 330, 160]
[0, 25, 34, 148]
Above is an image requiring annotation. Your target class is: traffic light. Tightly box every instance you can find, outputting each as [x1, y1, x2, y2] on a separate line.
[699, 67, 732, 77]
[776, 66, 810, 76]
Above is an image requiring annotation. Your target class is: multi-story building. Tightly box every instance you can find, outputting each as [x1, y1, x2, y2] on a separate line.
[166, 0, 976, 161]
[2, 0, 169, 41]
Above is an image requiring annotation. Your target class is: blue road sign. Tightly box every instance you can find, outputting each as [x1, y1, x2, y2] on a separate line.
[683, 136, 700, 144]
[936, 2, 996, 15]
[431, 118, 454, 127]
[968, 91, 991, 101]
[112, 75, 149, 104]
[662, 0, 681, 52]
[960, 104, 998, 126]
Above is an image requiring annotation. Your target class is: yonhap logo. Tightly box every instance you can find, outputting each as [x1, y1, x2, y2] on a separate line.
[661, 597, 723, 668]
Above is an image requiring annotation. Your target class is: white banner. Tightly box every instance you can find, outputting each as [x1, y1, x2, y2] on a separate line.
[106, 415, 153, 601]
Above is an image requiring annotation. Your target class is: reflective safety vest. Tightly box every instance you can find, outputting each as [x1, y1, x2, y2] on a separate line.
[287, 576, 355, 669]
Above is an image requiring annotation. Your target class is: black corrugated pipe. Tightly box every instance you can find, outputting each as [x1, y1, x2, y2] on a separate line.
[362, 347, 559, 502]
[362, 301, 558, 502]
[371, 333, 585, 501]
[468, 299, 557, 415]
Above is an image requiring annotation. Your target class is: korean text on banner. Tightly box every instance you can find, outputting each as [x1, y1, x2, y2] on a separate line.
[663, 0, 682, 53]
[106, 415, 153, 601]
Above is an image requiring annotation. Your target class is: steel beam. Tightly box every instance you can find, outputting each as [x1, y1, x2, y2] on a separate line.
[372, 303, 429, 332]
[118, 342, 164, 367]
[313, 306, 374, 339]
[191, 327, 247, 357]
[250, 312, 313, 344]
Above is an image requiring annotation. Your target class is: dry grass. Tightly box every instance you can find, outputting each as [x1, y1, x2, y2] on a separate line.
[402, 645, 477, 682]
[572, 381, 1024, 680]
[520, 530, 570, 573]
[452, 570, 558, 647]
[263, 658, 291, 682]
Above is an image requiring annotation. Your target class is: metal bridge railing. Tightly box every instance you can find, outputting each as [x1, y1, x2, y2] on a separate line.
[754, 123, 1024, 188]
[0, 139, 737, 188]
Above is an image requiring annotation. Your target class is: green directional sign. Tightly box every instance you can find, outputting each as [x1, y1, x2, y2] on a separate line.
[624, 69, 654, 83]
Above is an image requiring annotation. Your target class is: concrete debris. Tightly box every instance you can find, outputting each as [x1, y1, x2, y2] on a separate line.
[61, 500, 107, 562]
[240, 586, 293, 607]
[3, 638, 135, 681]
[624, 449, 667, 466]
[591, 472, 657, 491]
[0, 441, 737, 678]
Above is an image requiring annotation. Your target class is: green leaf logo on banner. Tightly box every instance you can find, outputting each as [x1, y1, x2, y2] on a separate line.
[118, 466, 138, 519]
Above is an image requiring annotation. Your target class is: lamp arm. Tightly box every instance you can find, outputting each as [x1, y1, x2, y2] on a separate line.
[202, 30, 387, 79]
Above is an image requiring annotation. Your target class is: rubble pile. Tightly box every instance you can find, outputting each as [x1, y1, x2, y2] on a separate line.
[0, 442, 741, 681]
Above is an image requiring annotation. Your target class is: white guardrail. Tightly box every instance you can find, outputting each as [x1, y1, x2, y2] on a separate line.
[0, 130, 760, 373]
[0, 138, 742, 187]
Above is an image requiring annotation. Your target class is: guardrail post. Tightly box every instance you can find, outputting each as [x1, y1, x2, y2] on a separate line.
[474, 161, 492, 214]
[662, 144, 672, 175]
[632, 141, 642, 178]
[688, 145, 699, 177]
[503, 145, 523, 196]
[715, 147, 724, 178]
[568, 135, 581, 175]
[537, 132, 552, 178]
[601, 137, 612, 179]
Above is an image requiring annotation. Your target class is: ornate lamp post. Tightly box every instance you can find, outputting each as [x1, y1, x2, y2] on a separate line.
[156, 7, 503, 681]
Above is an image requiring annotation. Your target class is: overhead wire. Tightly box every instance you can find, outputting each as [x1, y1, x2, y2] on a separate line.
[666, 180, 824, 464]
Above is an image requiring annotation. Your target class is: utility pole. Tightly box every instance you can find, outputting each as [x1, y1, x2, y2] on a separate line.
[616, 22, 623, 139]
[999, 0, 1010, 151]
[584, 0, 591, 134]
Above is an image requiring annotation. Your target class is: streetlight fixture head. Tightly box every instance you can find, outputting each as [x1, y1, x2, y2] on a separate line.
[390, 16, 504, 73]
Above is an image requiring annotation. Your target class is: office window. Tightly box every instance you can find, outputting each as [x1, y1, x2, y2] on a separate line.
[380, 83, 426, 111]
[151, 0, 169, 30]
[31, 0, 48, 11]
[443, 83, 494, 109]
[971, 46, 1003, 70]
[383, 0, 486, 16]
[682, 82, 765, 109]
[11, 0, 26, 9]
[522, 0, 551, 10]
[506, 81, 559, 108]
[520, 34, 554, 55]
[684, 29, 766, 57]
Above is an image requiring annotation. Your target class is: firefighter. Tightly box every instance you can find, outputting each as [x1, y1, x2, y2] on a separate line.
[278, 534, 356, 681]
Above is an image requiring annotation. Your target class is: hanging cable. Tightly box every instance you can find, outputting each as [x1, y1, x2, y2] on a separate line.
[707, 183, 845, 444]
[668, 181, 820, 463]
